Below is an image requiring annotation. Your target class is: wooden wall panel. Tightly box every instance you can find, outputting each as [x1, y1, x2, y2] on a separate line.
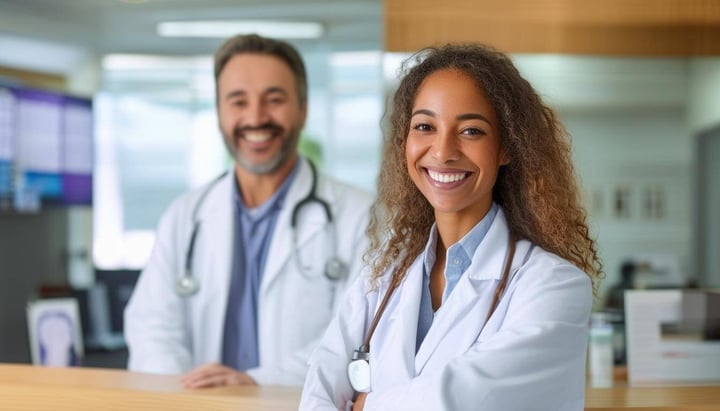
[0, 66, 65, 91]
[385, 0, 720, 55]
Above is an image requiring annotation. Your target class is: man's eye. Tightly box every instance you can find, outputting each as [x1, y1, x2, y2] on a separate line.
[267, 96, 286, 105]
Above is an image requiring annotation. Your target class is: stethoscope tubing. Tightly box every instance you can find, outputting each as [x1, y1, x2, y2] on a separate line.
[176, 159, 342, 296]
[347, 232, 523, 393]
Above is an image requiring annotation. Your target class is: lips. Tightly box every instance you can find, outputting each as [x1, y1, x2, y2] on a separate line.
[234, 123, 283, 144]
[244, 131, 274, 143]
[427, 169, 468, 184]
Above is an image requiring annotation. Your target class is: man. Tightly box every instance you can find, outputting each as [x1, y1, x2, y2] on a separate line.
[124, 34, 373, 387]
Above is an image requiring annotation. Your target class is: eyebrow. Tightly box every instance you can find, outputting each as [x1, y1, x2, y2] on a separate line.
[224, 90, 246, 100]
[224, 86, 289, 100]
[411, 109, 492, 125]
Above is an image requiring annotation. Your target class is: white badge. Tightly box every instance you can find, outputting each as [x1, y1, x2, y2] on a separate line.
[347, 358, 371, 392]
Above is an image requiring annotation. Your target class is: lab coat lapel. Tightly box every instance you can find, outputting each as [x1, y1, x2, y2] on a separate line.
[195, 172, 235, 361]
[261, 159, 326, 296]
[372, 258, 424, 386]
[414, 211, 511, 375]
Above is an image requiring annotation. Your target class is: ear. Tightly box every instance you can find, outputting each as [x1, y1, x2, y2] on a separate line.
[299, 102, 308, 128]
[499, 146, 511, 166]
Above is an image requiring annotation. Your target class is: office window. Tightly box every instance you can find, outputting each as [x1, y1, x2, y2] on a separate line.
[324, 52, 383, 192]
[94, 56, 227, 269]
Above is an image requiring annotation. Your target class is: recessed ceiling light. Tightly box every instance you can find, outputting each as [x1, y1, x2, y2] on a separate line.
[157, 20, 324, 39]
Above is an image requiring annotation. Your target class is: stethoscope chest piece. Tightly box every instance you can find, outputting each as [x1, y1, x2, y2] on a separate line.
[175, 274, 199, 297]
[325, 257, 347, 281]
[348, 349, 371, 392]
[178, 160, 343, 297]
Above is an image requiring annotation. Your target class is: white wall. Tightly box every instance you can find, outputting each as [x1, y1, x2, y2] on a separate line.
[688, 59, 720, 134]
[687, 59, 720, 287]
[65, 55, 101, 98]
[565, 109, 693, 302]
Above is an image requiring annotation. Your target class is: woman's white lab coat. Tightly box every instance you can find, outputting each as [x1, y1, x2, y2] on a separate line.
[124, 159, 373, 386]
[300, 209, 592, 410]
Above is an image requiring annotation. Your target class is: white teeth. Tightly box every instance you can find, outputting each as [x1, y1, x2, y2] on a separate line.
[427, 170, 467, 183]
[245, 132, 272, 143]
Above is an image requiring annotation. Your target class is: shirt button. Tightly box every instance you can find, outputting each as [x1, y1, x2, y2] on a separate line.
[453, 258, 461, 265]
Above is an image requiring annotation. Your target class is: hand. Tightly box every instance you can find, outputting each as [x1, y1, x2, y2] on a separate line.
[352, 392, 368, 411]
[180, 362, 257, 388]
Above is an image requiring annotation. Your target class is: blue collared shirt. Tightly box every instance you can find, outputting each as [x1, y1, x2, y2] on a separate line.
[416, 202, 499, 352]
[221, 160, 300, 371]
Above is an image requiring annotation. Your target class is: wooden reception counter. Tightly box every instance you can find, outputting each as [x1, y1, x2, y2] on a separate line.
[0, 364, 300, 410]
[2, 363, 720, 410]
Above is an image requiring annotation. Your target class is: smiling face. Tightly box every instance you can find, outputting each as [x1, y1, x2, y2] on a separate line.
[217, 53, 306, 175]
[405, 68, 508, 222]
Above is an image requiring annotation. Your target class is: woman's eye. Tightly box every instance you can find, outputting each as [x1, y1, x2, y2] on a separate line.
[462, 127, 486, 136]
[413, 123, 432, 132]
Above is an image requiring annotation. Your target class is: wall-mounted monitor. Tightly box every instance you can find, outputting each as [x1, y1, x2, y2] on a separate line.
[0, 85, 93, 208]
[0, 87, 15, 207]
[61, 96, 93, 205]
[16, 88, 63, 202]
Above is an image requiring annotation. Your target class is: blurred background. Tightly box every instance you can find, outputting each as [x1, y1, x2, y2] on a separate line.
[0, 0, 718, 372]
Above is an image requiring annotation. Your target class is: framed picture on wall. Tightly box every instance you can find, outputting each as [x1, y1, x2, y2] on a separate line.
[642, 184, 665, 220]
[26, 298, 84, 367]
[590, 186, 605, 218]
[613, 185, 632, 219]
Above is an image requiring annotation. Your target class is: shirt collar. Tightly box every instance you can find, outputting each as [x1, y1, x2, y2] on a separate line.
[233, 159, 301, 221]
[422, 202, 499, 277]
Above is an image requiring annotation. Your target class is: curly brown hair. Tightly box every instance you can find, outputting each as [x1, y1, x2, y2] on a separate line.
[365, 43, 603, 292]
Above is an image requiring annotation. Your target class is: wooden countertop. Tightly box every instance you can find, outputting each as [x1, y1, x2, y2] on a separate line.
[0, 364, 300, 410]
[586, 385, 720, 410]
[2, 364, 720, 410]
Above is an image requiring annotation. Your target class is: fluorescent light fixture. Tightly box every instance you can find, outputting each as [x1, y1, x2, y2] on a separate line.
[157, 20, 324, 39]
[102, 54, 212, 71]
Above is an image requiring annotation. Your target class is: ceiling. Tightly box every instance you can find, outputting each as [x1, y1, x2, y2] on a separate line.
[0, 0, 382, 59]
[0, 0, 708, 113]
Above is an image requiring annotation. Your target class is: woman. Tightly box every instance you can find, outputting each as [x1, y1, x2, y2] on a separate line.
[300, 43, 603, 411]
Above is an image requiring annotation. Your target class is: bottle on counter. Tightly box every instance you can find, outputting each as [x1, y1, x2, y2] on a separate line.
[588, 311, 614, 388]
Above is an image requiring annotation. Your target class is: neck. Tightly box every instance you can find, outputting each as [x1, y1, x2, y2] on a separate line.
[235, 156, 298, 208]
[434, 202, 492, 250]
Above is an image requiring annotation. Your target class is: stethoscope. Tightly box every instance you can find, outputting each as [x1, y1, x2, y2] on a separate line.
[347, 232, 518, 393]
[175, 159, 346, 297]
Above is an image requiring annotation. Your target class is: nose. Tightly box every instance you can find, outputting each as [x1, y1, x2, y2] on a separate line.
[431, 129, 460, 162]
[243, 100, 269, 128]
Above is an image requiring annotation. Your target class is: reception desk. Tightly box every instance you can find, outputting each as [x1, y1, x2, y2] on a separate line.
[0, 364, 299, 410]
[2, 364, 720, 410]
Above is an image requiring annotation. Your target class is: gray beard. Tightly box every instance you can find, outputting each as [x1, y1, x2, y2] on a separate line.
[227, 126, 300, 175]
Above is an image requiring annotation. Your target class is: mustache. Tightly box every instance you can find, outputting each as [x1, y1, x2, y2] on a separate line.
[233, 122, 283, 137]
